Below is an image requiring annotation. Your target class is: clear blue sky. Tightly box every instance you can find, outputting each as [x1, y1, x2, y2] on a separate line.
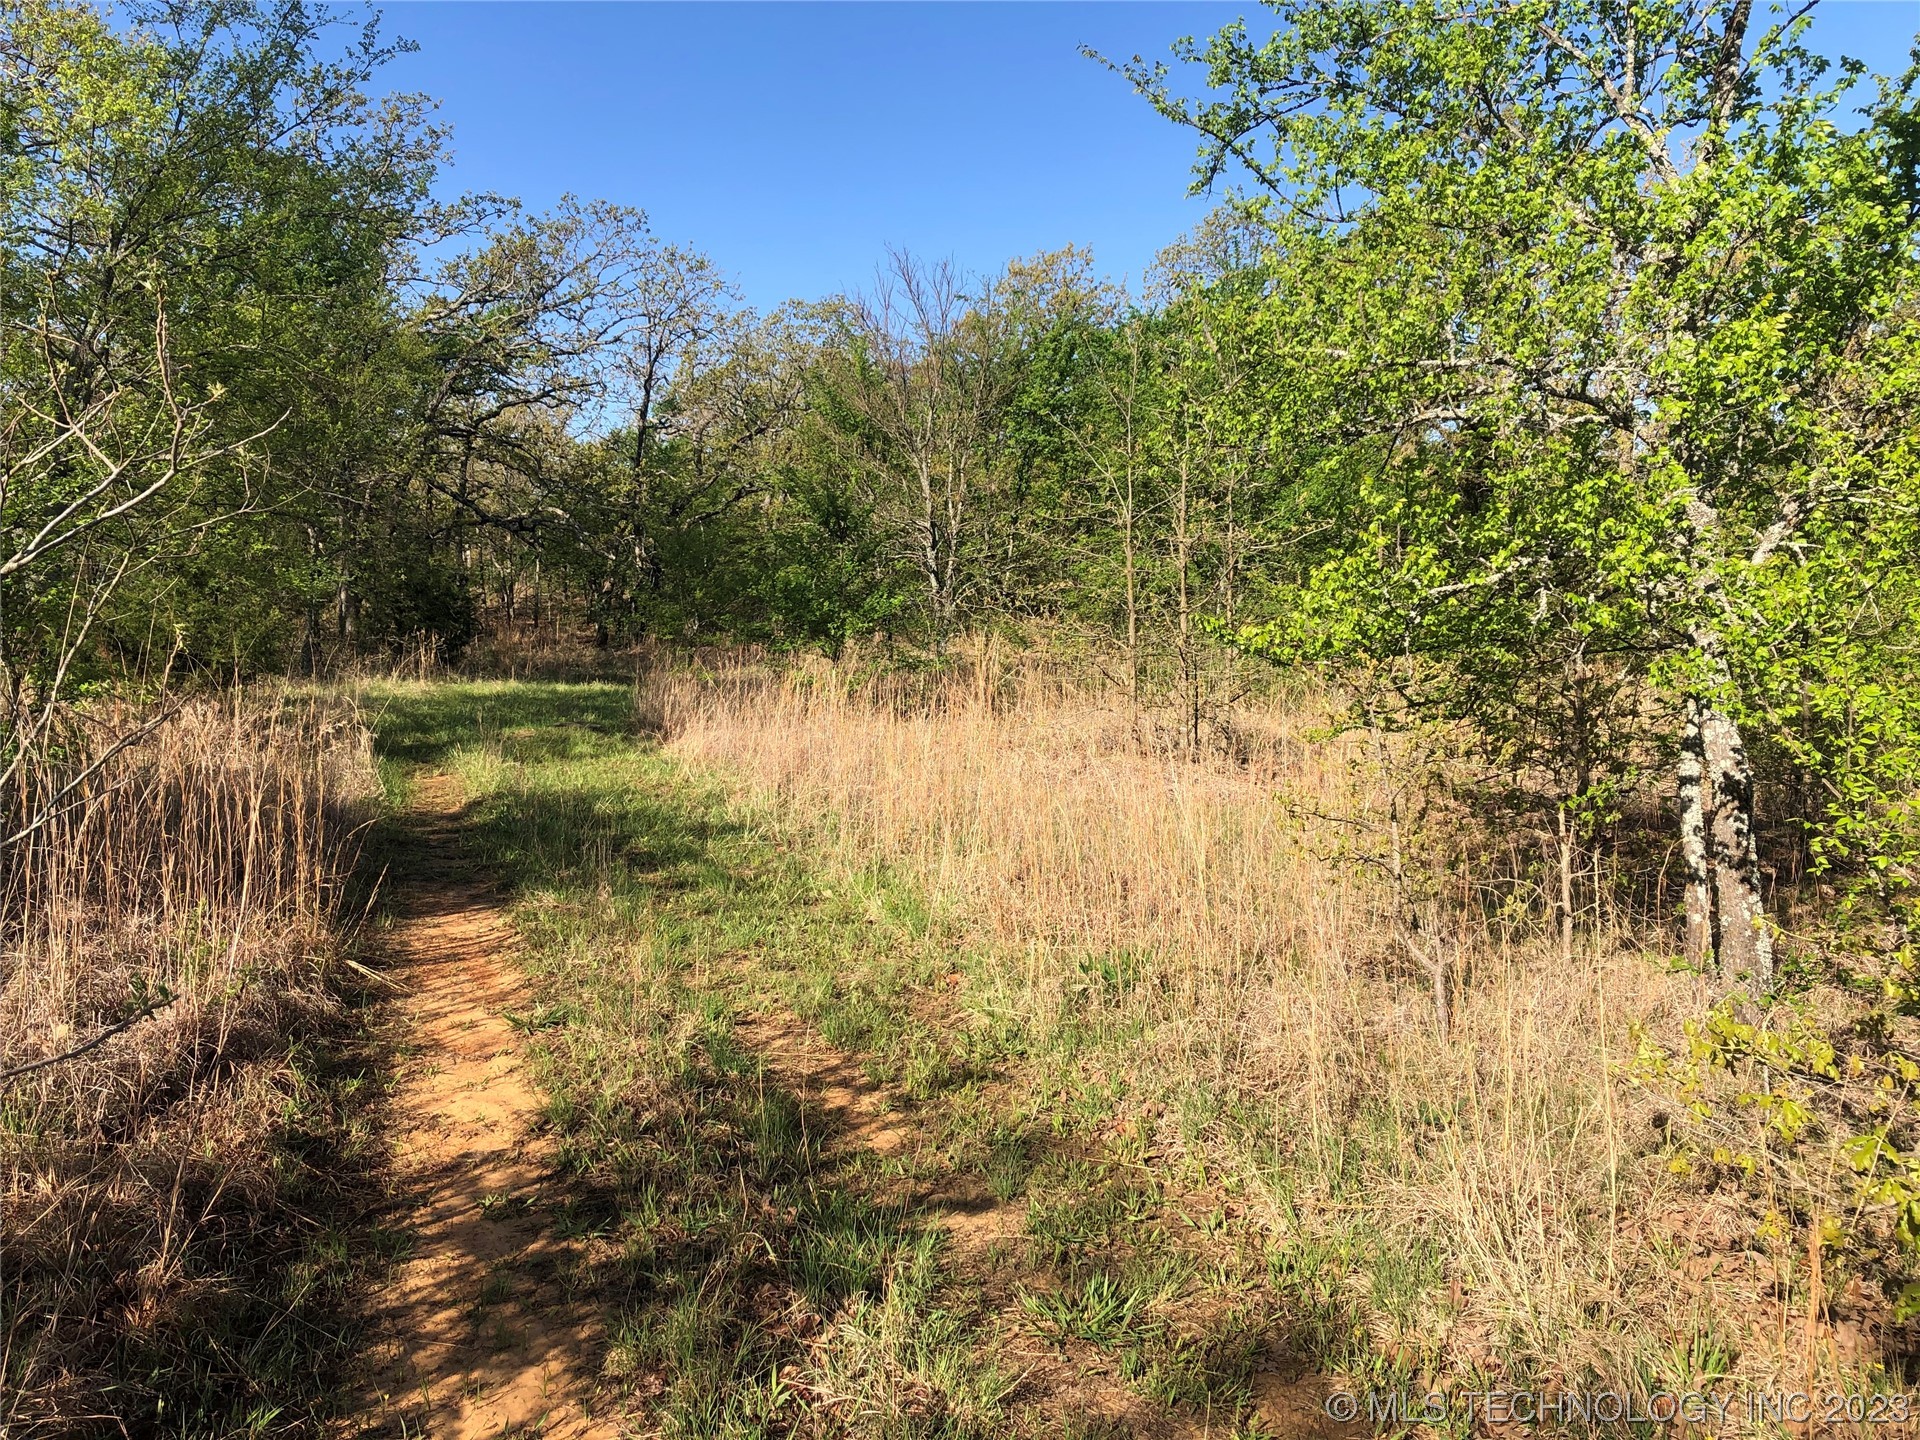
[370, 2, 1919, 313]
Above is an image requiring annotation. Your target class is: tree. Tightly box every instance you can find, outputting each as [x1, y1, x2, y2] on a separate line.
[1120, 0, 1920, 982]
[1, 0, 441, 798]
[809, 251, 1017, 648]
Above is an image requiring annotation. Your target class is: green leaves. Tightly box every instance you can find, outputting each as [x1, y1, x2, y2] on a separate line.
[1124, 0, 1920, 857]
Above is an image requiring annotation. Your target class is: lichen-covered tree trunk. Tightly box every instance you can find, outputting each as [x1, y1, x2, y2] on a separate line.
[1676, 690, 1774, 987]
[1678, 697, 1716, 968]
[1701, 703, 1773, 986]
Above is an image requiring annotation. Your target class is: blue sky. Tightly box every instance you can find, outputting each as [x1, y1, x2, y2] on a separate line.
[373, 2, 1920, 312]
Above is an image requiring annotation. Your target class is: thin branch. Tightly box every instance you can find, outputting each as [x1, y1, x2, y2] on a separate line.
[0, 996, 178, 1088]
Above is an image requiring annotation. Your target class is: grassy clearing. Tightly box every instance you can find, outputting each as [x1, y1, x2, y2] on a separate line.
[361, 678, 1307, 1437]
[358, 662, 1920, 1433]
[641, 658, 1918, 1409]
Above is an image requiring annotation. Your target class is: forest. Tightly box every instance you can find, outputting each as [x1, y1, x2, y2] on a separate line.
[4, 0, 1920, 1434]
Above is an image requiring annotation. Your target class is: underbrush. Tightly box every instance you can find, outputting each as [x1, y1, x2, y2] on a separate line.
[639, 655, 1920, 1414]
[0, 693, 382, 1436]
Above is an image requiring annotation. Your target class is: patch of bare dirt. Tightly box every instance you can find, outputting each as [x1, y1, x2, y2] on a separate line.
[346, 775, 617, 1439]
[732, 1013, 913, 1157]
[1248, 1369, 1366, 1440]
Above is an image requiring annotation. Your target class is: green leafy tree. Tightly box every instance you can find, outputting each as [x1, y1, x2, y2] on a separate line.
[1, 0, 441, 782]
[1121, 0, 1920, 982]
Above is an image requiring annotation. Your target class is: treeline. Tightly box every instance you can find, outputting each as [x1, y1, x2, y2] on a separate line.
[5, 0, 1920, 975]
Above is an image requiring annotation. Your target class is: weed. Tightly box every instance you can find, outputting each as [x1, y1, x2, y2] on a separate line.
[1018, 1271, 1154, 1346]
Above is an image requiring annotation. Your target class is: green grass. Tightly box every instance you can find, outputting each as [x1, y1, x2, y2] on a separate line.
[357, 678, 1324, 1436]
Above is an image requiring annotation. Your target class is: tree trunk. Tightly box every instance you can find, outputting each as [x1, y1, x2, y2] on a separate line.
[1673, 490, 1776, 987]
[1174, 448, 1198, 757]
[1678, 696, 1715, 968]
[916, 459, 944, 648]
[1675, 691, 1773, 986]
[1123, 505, 1139, 711]
[1700, 702, 1773, 987]
[1557, 804, 1576, 967]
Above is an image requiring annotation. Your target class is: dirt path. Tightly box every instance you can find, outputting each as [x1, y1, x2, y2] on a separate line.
[348, 775, 617, 1440]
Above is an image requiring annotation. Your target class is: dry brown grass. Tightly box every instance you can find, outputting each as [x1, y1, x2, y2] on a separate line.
[0, 691, 379, 1433]
[640, 653, 1903, 1405]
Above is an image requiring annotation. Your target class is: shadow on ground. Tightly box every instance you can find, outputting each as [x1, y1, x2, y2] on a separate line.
[366, 680, 636, 770]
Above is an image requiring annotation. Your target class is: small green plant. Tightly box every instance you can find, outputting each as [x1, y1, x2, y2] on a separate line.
[1074, 949, 1147, 1002]
[1018, 1271, 1154, 1346]
[1631, 994, 1920, 1313]
[506, 1003, 576, 1033]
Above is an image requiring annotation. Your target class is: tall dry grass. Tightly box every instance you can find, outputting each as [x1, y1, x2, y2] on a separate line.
[641, 654, 1873, 1402]
[0, 691, 378, 1432]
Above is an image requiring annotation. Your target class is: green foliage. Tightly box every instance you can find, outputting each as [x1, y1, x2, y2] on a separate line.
[1629, 994, 1920, 1311]
[1141, 0, 1920, 803]
[9, 0, 1916, 894]
[0, 0, 460, 681]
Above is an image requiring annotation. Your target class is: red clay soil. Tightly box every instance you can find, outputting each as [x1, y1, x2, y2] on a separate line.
[345, 774, 617, 1439]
